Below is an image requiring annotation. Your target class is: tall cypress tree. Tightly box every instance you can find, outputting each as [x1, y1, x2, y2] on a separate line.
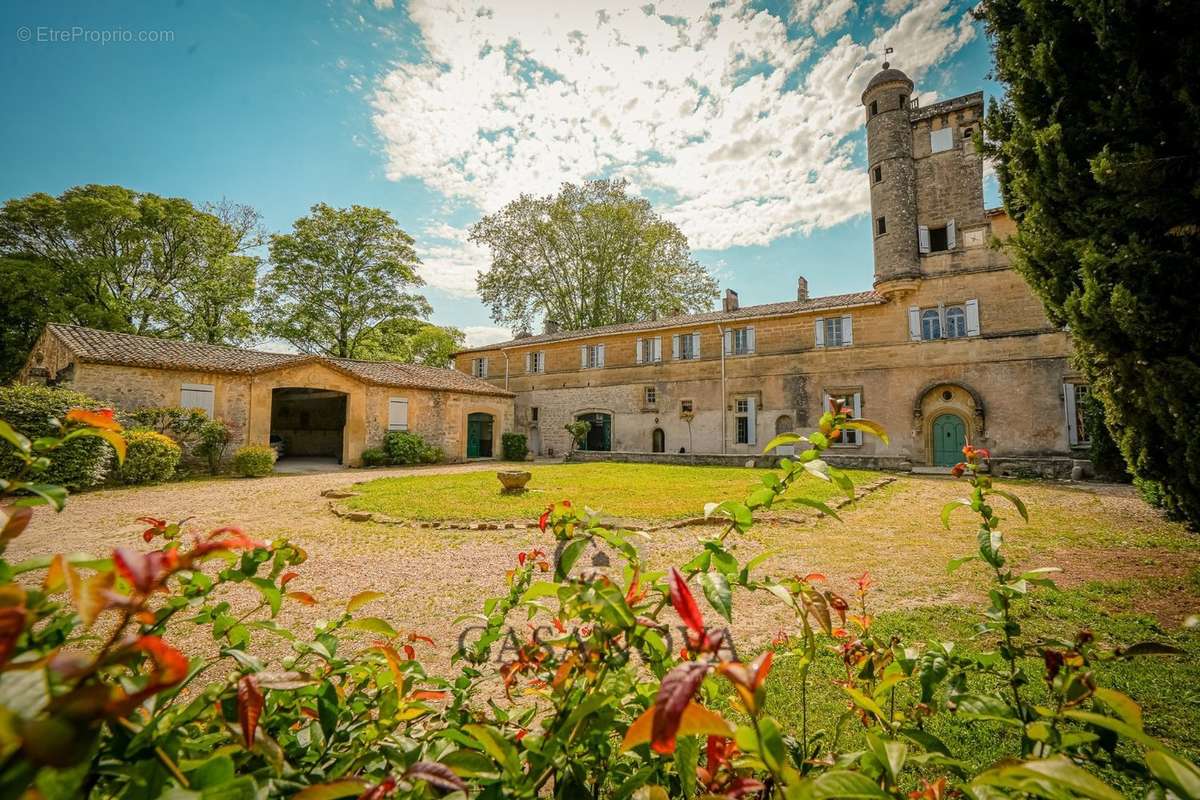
[978, 0, 1200, 525]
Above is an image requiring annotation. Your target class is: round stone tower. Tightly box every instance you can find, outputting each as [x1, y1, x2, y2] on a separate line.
[862, 63, 920, 292]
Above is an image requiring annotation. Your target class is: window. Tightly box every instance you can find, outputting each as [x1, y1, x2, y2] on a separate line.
[918, 220, 956, 254]
[825, 391, 863, 446]
[876, 216, 887, 236]
[815, 315, 853, 348]
[530, 406, 539, 422]
[724, 326, 755, 356]
[872, 165, 882, 183]
[734, 397, 756, 445]
[930, 226, 949, 252]
[644, 386, 657, 406]
[673, 333, 700, 360]
[472, 357, 488, 378]
[899, 93, 908, 108]
[945, 306, 967, 338]
[180, 383, 214, 417]
[930, 127, 953, 153]
[921, 309, 941, 341]
[680, 399, 694, 415]
[1064, 383, 1091, 446]
[636, 336, 663, 364]
[526, 351, 544, 373]
[388, 397, 409, 431]
[580, 344, 605, 369]
[869, 99, 878, 117]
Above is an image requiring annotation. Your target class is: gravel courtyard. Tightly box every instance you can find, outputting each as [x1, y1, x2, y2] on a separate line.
[12, 464, 1199, 675]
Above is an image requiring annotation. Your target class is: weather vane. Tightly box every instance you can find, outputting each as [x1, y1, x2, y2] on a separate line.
[883, 46, 894, 69]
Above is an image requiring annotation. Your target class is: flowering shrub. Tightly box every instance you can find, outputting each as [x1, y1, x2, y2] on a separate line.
[118, 429, 183, 484]
[232, 443, 277, 477]
[0, 401, 1196, 799]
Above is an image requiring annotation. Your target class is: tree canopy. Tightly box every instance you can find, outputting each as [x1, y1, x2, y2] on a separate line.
[354, 318, 465, 368]
[256, 203, 430, 359]
[979, 0, 1200, 525]
[471, 179, 718, 332]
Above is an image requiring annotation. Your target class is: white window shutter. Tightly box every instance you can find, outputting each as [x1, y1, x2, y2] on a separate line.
[525, 352, 532, 372]
[635, 338, 643, 364]
[747, 327, 756, 353]
[841, 315, 853, 346]
[947, 219, 957, 249]
[1064, 383, 1079, 446]
[965, 298, 980, 336]
[747, 397, 757, 445]
[653, 337, 662, 362]
[918, 225, 931, 254]
[814, 317, 825, 347]
[723, 329, 732, 355]
[580, 346, 588, 368]
[908, 307, 921, 341]
[388, 398, 409, 431]
[597, 344, 605, 367]
[691, 332, 700, 358]
[180, 384, 215, 417]
[672, 335, 680, 359]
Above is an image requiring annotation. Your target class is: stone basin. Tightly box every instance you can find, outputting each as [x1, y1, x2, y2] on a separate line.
[497, 470, 532, 494]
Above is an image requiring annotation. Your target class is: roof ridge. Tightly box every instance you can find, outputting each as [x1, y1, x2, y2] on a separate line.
[46, 322, 305, 361]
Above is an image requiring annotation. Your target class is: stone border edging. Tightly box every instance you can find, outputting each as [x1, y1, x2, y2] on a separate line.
[325, 475, 897, 531]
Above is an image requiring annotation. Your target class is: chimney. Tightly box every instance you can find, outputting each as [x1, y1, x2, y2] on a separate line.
[796, 275, 809, 302]
[722, 289, 739, 312]
[543, 319, 561, 335]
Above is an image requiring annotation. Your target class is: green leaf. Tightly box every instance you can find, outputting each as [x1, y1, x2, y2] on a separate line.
[12, 483, 68, 511]
[346, 617, 398, 638]
[810, 770, 890, 798]
[440, 748, 500, 780]
[248, 578, 281, 617]
[673, 735, 699, 798]
[865, 732, 907, 783]
[521, 581, 561, 601]
[841, 686, 887, 723]
[788, 496, 842, 521]
[1115, 641, 1186, 657]
[898, 727, 952, 757]
[0, 421, 30, 454]
[940, 498, 971, 529]
[1145, 750, 1200, 799]
[291, 780, 369, 800]
[1062, 710, 1170, 752]
[946, 555, 978, 574]
[346, 590, 385, 613]
[464, 723, 521, 775]
[972, 755, 1124, 800]
[761, 432, 804, 453]
[556, 537, 588, 580]
[988, 488, 1029, 522]
[953, 694, 1022, 726]
[700, 572, 732, 623]
[842, 418, 890, 445]
[1093, 688, 1142, 730]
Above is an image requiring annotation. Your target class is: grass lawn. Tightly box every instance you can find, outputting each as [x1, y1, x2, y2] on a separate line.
[342, 462, 879, 521]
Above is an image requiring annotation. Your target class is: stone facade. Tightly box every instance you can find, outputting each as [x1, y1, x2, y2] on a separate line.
[453, 68, 1089, 472]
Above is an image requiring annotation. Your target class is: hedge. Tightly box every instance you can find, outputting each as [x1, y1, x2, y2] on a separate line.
[501, 432, 528, 461]
[0, 384, 112, 489]
[118, 430, 182, 485]
[232, 445, 276, 477]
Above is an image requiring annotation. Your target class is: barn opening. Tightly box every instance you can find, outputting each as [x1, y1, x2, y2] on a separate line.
[270, 387, 348, 466]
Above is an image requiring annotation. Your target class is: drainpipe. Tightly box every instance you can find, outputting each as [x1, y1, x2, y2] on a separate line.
[501, 349, 510, 391]
[717, 324, 727, 454]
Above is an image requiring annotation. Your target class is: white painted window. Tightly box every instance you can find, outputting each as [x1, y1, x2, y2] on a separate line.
[945, 306, 968, 338]
[580, 344, 605, 369]
[734, 397, 757, 445]
[673, 332, 700, 360]
[525, 351, 544, 373]
[636, 336, 662, 364]
[388, 397, 409, 431]
[824, 391, 862, 446]
[821, 316, 845, 347]
[930, 127, 954, 153]
[921, 309, 941, 341]
[472, 357, 488, 378]
[724, 326, 755, 355]
[180, 383, 214, 417]
[644, 386, 657, 406]
[680, 399, 694, 415]
[1064, 383, 1091, 446]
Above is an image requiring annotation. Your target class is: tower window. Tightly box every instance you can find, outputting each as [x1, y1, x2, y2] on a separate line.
[876, 216, 887, 236]
[872, 165, 882, 183]
[929, 226, 949, 252]
[869, 100, 878, 117]
[899, 94, 908, 108]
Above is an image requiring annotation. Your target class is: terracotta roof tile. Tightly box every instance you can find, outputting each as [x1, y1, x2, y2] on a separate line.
[454, 289, 886, 354]
[45, 324, 512, 397]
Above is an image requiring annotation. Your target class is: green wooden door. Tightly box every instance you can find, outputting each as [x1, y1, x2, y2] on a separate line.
[932, 414, 966, 467]
[467, 413, 494, 458]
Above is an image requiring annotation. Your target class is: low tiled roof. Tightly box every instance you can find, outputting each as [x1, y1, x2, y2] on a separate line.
[44, 324, 512, 397]
[454, 289, 886, 354]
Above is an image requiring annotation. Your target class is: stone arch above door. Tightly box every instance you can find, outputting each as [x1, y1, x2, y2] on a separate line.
[913, 382, 985, 465]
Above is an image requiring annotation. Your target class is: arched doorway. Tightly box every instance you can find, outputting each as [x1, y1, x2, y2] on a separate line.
[774, 415, 795, 456]
[931, 413, 966, 466]
[467, 412, 494, 458]
[652, 428, 665, 453]
[576, 412, 612, 451]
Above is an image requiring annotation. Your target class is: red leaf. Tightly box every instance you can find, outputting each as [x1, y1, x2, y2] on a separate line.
[280, 571, 299, 586]
[651, 660, 710, 753]
[403, 644, 415, 660]
[237, 674, 264, 750]
[287, 591, 317, 606]
[404, 761, 467, 794]
[407, 632, 435, 646]
[1, 507, 32, 543]
[65, 408, 121, 430]
[668, 567, 704, 634]
[357, 777, 398, 800]
[538, 506, 551, 531]
[0, 606, 26, 667]
[408, 689, 446, 701]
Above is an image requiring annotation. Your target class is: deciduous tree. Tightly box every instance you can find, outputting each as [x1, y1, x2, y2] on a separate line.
[355, 319, 465, 368]
[979, 0, 1200, 525]
[471, 179, 718, 332]
[257, 204, 429, 359]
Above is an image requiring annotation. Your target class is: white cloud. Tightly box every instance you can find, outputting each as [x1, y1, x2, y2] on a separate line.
[416, 224, 491, 297]
[371, 0, 975, 261]
[462, 325, 512, 347]
[373, 0, 395, 9]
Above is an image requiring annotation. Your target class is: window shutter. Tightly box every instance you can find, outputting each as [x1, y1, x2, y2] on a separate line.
[853, 392, 862, 418]
[918, 225, 931, 254]
[723, 329, 732, 355]
[747, 327, 756, 353]
[479, 359, 487, 378]
[635, 338, 643, 364]
[946, 219, 957, 249]
[388, 398, 409, 431]
[525, 352, 532, 372]
[653, 337, 662, 362]
[672, 335, 680, 359]
[964, 298, 980, 336]
[814, 317, 825, 347]
[841, 315, 853, 346]
[907, 307, 921, 341]
[747, 397, 757, 445]
[180, 384, 215, 417]
[596, 344, 605, 367]
[691, 332, 700, 358]
[580, 346, 588, 368]
[1064, 383, 1079, 446]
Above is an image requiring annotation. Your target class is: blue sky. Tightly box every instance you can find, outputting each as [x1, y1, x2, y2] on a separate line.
[0, 0, 1000, 347]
